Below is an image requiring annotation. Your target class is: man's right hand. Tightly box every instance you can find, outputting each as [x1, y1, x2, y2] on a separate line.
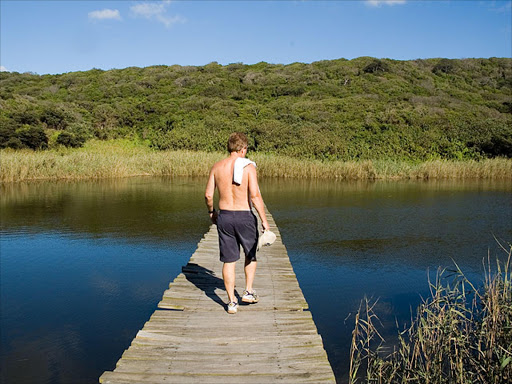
[210, 210, 218, 225]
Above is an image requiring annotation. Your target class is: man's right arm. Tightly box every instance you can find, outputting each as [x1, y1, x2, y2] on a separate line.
[247, 165, 270, 231]
[205, 167, 216, 223]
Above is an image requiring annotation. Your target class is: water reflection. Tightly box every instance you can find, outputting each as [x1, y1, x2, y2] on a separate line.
[261, 178, 511, 270]
[1, 177, 209, 243]
[1, 177, 511, 383]
[1, 177, 211, 384]
[260, 177, 511, 381]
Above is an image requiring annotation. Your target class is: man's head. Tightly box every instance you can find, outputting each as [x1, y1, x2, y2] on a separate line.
[227, 132, 248, 153]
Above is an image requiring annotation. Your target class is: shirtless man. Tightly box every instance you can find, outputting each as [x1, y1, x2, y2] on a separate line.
[205, 132, 270, 314]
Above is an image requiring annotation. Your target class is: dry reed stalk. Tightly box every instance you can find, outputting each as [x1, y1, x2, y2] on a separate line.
[1, 140, 511, 182]
[349, 245, 512, 384]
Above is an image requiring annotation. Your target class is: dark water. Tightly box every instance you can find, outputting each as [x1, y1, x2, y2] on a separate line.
[1, 177, 511, 384]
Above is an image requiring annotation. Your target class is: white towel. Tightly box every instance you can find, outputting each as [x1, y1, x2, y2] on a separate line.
[233, 158, 256, 185]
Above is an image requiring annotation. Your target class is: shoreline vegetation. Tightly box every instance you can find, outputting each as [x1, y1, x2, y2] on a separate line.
[1, 139, 511, 183]
[349, 246, 512, 384]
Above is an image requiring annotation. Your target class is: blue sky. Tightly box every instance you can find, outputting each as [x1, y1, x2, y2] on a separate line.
[1, 0, 511, 74]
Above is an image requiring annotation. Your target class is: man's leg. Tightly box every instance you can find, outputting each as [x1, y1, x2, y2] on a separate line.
[222, 261, 237, 303]
[244, 259, 257, 293]
[240, 213, 259, 294]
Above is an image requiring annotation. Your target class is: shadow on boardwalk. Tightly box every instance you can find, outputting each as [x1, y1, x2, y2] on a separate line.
[182, 263, 227, 309]
[100, 211, 336, 383]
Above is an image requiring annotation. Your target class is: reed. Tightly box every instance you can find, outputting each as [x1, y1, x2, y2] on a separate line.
[0, 140, 224, 182]
[1, 140, 511, 183]
[349, 244, 512, 384]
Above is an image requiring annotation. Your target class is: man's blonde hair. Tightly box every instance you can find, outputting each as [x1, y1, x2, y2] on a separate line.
[227, 132, 248, 153]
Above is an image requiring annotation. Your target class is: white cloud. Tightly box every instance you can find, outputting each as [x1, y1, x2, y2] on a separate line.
[130, 1, 185, 28]
[88, 9, 122, 21]
[366, 0, 407, 7]
[131, 2, 166, 18]
[0, 66, 9, 72]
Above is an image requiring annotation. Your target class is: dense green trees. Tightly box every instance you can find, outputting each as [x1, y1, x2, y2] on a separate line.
[0, 125, 48, 150]
[55, 131, 85, 148]
[0, 57, 510, 160]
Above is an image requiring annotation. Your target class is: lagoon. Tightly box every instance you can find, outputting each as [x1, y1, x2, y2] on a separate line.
[1, 177, 511, 383]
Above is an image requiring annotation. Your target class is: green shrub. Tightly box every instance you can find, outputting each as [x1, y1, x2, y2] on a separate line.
[5, 137, 25, 149]
[363, 59, 390, 74]
[433, 58, 456, 74]
[0, 126, 15, 148]
[56, 131, 85, 148]
[40, 106, 69, 130]
[15, 125, 48, 150]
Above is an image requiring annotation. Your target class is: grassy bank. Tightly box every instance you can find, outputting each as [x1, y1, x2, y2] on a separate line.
[1, 139, 511, 183]
[349, 246, 512, 384]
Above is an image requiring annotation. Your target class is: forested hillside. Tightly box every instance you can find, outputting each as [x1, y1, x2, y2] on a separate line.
[1, 57, 510, 160]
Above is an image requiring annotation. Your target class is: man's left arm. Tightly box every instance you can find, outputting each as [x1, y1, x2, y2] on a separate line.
[247, 165, 269, 231]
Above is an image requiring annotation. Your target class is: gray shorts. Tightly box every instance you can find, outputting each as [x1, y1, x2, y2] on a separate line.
[217, 210, 259, 263]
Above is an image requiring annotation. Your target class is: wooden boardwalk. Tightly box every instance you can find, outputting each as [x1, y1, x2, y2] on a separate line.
[100, 209, 335, 383]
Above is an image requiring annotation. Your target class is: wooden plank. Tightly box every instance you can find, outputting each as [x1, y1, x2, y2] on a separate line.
[100, 208, 335, 384]
[101, 371, 335, 384]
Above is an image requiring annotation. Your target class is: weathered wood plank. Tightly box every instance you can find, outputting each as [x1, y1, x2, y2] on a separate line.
[100, 208, 335, 384]
[101, 371, 335, 384]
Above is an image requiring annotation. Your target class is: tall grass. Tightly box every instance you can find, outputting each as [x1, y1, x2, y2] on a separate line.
[349, 244, 512, 384]
[1, 140, 511, 183]
[0, 140, 224, 182]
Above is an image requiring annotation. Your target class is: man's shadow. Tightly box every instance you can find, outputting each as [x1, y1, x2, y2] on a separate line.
[182, 263, 234, 309]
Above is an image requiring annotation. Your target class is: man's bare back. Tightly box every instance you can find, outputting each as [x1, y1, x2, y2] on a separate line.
[210, 156, 252, 211]
[205, 147, 269, 229]
[204, 132, 269, 314]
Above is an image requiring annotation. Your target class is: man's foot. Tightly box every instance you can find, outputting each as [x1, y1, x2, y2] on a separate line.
[242, 290, 259, 303]
[227, 301, 238, 314]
